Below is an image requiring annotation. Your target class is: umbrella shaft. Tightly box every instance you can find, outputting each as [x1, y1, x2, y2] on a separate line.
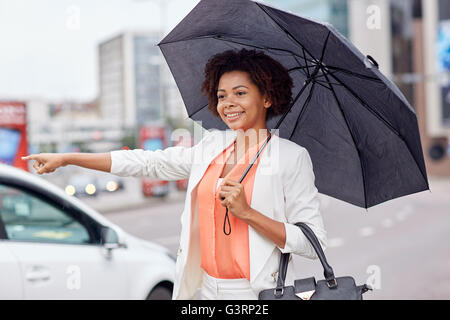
[274, 78, 311, 130]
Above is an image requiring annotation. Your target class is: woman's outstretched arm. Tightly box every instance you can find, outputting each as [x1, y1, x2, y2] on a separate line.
[22, 152, 112, 175]
[23, 130, 217, 178]
[63, 152, 112, 173]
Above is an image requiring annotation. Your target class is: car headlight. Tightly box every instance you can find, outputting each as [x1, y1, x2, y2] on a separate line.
[65, 185, 76, 196]
[106, 181, 119, 192]
[85, 184, 96, 195]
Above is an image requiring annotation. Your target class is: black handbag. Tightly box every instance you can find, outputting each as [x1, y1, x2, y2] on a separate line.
[258, 222, 372, 300]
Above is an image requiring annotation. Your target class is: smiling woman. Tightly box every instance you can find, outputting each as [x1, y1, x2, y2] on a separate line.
[177, 48, 325, 300]
[201, 48, 293, 122]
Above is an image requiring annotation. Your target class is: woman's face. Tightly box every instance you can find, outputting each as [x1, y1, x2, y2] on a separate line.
[216, 70, 271, 132]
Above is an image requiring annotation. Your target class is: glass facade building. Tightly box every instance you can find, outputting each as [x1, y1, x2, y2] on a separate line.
[389, 0, 418, 107]
[99, 32, 163, 128]
[262, 0, 349, 37]
[437, 0, 450, 126]
[134, 35, 162, 124]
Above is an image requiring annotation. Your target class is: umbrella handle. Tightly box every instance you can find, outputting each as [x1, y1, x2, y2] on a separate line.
[222, 133, 273, 235]
[365, 55, 379, 69]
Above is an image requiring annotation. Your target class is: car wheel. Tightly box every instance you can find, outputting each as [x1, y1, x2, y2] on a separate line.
[146, 285, 172, 300]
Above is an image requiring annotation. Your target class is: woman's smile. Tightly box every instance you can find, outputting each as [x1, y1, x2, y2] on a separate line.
[225, 111, 245, 122]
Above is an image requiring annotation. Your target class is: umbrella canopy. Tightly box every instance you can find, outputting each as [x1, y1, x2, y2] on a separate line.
[158, 0, 429, 209]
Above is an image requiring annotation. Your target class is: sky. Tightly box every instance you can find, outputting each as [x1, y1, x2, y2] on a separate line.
[0, 0, 199, 101]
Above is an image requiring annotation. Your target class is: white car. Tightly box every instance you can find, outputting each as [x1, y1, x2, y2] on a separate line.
[0, 163, 175, 300]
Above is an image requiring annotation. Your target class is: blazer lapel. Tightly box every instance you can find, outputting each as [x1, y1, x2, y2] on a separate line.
[249, 134, 280, 283]
[189, 129, 237, 196]
[180, 130, 237, 232]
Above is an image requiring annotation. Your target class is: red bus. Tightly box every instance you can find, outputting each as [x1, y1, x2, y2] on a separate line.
[0, 102, 29, 172]
[139, 126, 169, 197]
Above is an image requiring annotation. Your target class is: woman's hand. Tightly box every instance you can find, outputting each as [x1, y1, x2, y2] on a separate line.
[218, 179, 252, 220]
[218, 178, 287, 248]
[21, 153, 66, 175]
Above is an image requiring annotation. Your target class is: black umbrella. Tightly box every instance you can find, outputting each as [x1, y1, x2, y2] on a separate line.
[157, 0, 429, 209]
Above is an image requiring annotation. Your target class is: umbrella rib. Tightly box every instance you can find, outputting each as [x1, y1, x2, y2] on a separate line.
[189, 103, 208, 118]
[161, 34, 317, 65]
[313, 80, 332, 90]
[288, 65, 316, 72]
[255, 2, 381, 86]
[254, 3, 383, 88]
[327, 71, 429, 192]
[275, 31, 331, 132]
[288, 81, 317, 140]
[324, 70, 428, 205]
[289, 65, 315, 79]
[322, 70, 368, 208]
[301, 48, 311, 78]
[326, 65, 382, 82]
[313, 69, 340, 79]
[217, 36, 320, 69]
[319, 31, 331, 64]
[256, 2, 321, 66]
[216, 36, 298, 57]
[315, 79, 341, 87]
[327, 72, 401, 137]
[274, 79, 311, 129]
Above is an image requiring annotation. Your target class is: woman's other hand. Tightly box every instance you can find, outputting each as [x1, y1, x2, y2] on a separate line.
[21, 153, 66, 175]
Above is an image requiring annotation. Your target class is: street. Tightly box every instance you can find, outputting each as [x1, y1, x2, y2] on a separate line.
[85, 177, 450, 300]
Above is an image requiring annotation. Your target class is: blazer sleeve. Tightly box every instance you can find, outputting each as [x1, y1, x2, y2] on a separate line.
[278, 147, 327, 260]
[109, 131, 214, 181]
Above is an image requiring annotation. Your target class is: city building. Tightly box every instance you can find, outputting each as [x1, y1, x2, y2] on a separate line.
[98, 30, 190, 141]
[24, 98, 122, 154]
[262, 0, 349, 37]
[98, 31, 163, 129]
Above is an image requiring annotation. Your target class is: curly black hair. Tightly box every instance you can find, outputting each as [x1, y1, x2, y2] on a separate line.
[201, 48, 293, 121]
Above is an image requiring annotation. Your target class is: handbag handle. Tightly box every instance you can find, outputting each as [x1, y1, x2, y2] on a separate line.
[275, 222, 337, 294]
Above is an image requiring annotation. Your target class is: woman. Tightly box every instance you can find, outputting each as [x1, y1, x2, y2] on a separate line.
[22, 48, 327, 300]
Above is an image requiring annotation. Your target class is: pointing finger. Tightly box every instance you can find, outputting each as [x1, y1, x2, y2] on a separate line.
[37, 166, 46, 175]
[33, 161, 42, 172]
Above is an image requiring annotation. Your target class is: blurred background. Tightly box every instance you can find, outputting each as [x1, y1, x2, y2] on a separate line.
[1, 0, 449, 299]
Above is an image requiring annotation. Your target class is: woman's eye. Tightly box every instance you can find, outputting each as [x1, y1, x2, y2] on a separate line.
[237, 91, 246, 96]
[217, 95, 224, 99]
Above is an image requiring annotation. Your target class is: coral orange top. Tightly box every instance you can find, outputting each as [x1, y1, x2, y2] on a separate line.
[197, 137, 268, 280]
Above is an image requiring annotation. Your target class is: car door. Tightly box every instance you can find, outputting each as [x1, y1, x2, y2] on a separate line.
[0, 181, 130, 299]
[0, 242, 23, 299]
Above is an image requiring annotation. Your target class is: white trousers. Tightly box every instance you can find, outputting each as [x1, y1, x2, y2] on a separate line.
[199, 271, 258, 300]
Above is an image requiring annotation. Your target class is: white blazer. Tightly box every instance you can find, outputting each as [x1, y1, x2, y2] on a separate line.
[110, 129, 327, 299]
